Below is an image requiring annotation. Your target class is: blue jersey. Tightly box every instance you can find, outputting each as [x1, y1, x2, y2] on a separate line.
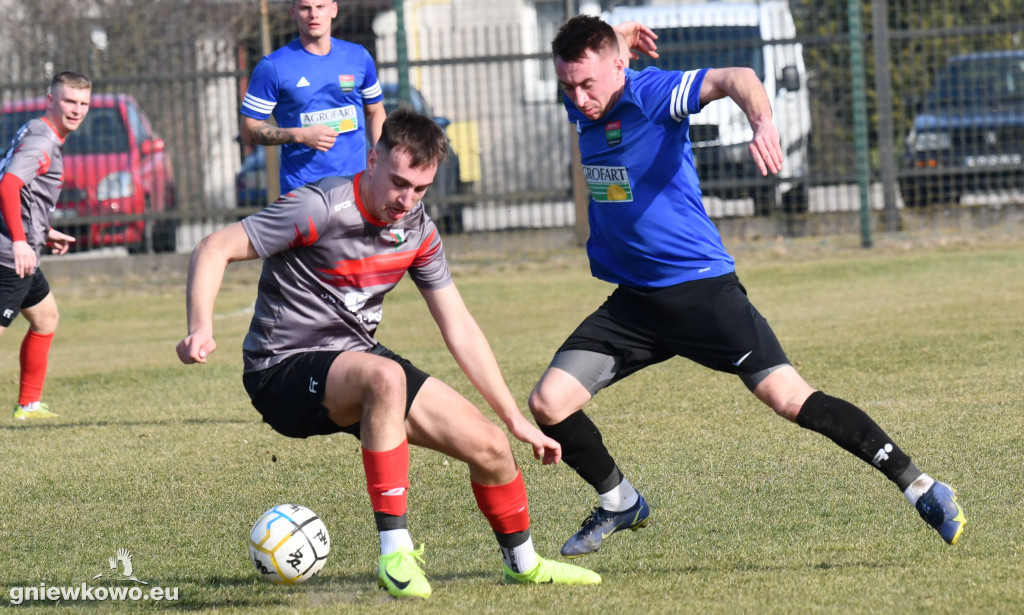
[242, 38, 383, 192]
[566, 67, 735, 288]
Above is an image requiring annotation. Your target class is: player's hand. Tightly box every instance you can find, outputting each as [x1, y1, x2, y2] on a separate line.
[301, 124, 339, 152]
[176, 330, 217, 364]
[12, 240, 37, 278]
[46, 228, 75, 256]
[509, 420, 562, 465]
[748, 122, 784, 176]
[613, 21, 659, 61]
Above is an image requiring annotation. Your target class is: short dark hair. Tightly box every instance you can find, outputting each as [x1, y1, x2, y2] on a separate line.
[378, 107, 448, 170]
[50, 71, 92, 94]
[551, 15, 618, 63]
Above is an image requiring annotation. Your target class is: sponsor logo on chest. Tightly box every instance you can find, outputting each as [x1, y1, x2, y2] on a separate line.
[300, 106, 358, 133]
[582, 165, 633, 202]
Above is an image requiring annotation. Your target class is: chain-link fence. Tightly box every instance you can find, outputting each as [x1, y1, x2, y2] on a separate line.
[1, 0, 1021, 254]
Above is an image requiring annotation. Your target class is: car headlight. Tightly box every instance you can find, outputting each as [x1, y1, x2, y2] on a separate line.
[96, 171, 135, 201]
[913, 131, 951, 152]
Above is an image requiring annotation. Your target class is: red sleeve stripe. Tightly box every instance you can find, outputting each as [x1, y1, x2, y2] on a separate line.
[0, 173, 27, 242]
[412, 229, 442, 267]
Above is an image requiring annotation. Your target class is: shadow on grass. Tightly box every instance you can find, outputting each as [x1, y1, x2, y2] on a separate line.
[0, 416, 253, 432]
[2, 572, 432, 610]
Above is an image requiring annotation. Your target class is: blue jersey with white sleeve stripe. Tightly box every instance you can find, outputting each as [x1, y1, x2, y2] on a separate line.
[241, 38, 383, 192]
[565, 67, 735, 288]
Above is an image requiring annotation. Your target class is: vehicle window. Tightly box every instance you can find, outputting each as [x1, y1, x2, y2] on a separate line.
[65, 108, 129, 154]
[126, 102, 150, 142]
[0, 108, 130, 155]
[931, 56, 1024, 107]
[634, 26, 766, 82]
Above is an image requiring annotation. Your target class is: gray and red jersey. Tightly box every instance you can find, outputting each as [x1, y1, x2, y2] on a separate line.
[240, 173, 452, 372]
[0, 117, 65, 268]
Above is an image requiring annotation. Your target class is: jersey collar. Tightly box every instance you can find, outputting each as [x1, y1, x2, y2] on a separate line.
[40, 116, 66, 144]
[353, 172, 387, 227]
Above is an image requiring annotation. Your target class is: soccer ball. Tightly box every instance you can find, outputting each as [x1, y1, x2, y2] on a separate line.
[248, 504, 330, 584]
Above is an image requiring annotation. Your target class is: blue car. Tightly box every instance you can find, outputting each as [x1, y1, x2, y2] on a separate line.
[900, 50, 1024, 207]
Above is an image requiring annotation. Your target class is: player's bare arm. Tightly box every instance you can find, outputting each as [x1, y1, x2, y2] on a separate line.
[613, 21, 659, 62]
[700, 67, 783, 176]
[241, 117, 338, 152]
[177, 222, 258, 365]
[420, 284, 562, 465]
[364, 100, 386, 148]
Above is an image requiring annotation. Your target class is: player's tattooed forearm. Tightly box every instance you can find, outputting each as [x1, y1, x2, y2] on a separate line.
[251, 124, 296, 146]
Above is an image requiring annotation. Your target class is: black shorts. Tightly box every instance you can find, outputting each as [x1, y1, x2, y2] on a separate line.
[551, 272, 789, 394]
[0, 265, 51, 328]
[241, 344, 430, 439]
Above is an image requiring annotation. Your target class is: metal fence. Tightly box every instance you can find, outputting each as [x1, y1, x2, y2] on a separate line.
[0, 0, 1022, 255]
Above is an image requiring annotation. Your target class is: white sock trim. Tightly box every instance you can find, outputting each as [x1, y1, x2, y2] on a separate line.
[903, 474, 935, 506]
[501, 536, 537, 574]
[379, 529, 414, 555]
[600, 477, 639, 512]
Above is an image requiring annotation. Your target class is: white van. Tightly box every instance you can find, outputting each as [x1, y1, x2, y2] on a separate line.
[603, 2, 812, 215]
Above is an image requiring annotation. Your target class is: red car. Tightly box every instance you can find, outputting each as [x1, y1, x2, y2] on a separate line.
[0, 93, 176, 253]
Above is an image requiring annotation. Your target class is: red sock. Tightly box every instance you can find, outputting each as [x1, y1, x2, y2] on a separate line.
[19, 331, 54, 406]
[362, 439, 410, 516]
[471, 470, 531, 535]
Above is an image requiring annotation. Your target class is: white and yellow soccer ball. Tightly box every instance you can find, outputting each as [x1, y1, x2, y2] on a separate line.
[248, 504, 330, 584]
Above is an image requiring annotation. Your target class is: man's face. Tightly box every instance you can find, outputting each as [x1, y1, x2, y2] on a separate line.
[291, 0, 337, 41]
[362, 146, 438, 225]
[46, 84, 91, 137]
[555, 46, 626, 121]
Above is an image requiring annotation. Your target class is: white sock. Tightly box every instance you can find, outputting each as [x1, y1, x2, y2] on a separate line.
[500, 535, 538, 574]
[903, 474, 935, 506]
[19, 401, 40, 411]
[379, 529, 414, 556]
[599, 477, 639, 512]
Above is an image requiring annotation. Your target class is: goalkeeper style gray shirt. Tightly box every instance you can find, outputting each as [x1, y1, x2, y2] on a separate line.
[240, 173, 452, 373]
[0, 118, 65, 268]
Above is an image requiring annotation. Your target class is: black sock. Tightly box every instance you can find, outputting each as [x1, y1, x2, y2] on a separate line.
[494, 529, 530, 549]
[539, 411, 624, 493]
[373, 512, 407, 531]
[796, 391, 921, 490]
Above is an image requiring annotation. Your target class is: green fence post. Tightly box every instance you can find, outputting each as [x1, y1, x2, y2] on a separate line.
[848, 0, 873, 248]
[395, 0, 411, 105]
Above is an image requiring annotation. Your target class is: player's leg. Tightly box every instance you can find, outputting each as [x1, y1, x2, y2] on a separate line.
[404, 376, 600, 585]
[724, 273, 966, 547]
[751, 366, 965, 544]
[318, 350, 433, 597]
[531, 363, 650, 557]
[529, 295, 662, 557]
[11, 272, 58, 419]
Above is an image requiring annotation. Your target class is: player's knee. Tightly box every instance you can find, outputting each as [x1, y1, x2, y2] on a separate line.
[363, 359, 406, 409]
[466, 421, 514, 473]
[27, 306, 59, 334]
[755, 383, 812, 422]
[527, 386, 555, 423]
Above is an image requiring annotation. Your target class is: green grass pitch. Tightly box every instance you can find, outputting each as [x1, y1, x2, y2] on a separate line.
[1, 234, 1022, 613]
